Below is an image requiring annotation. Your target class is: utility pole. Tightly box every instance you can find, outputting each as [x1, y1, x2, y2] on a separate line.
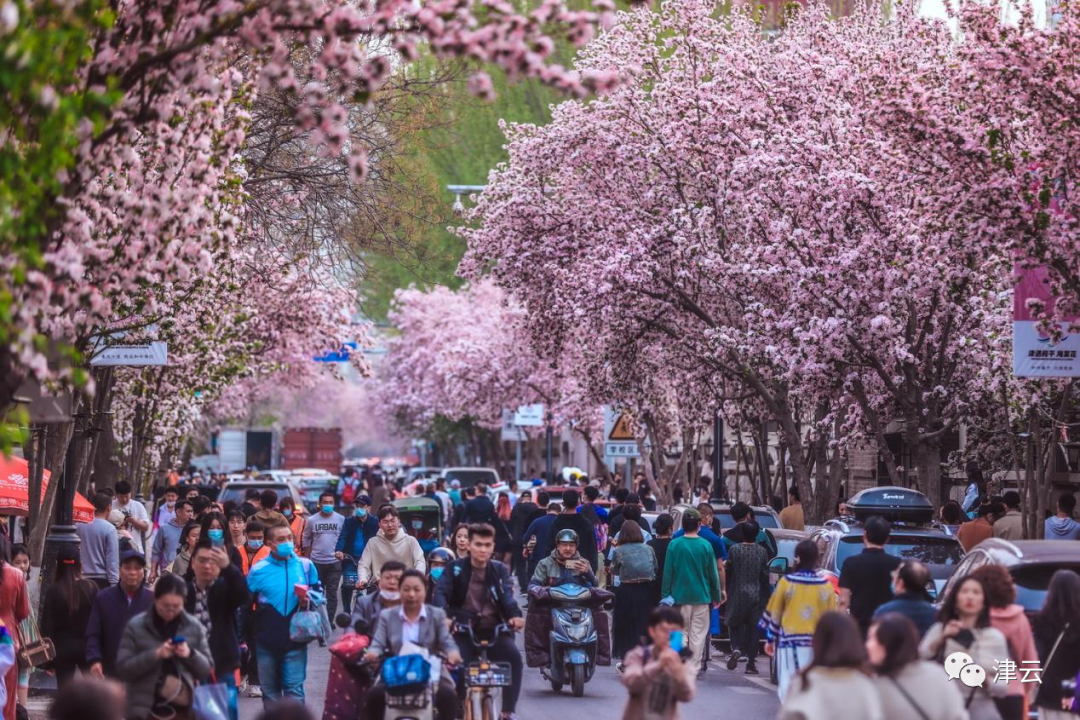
[545, 410, 554, 482]
[713, 411, 724, 501]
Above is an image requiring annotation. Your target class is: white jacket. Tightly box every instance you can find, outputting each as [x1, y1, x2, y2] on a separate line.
[357, 529, 426, 584]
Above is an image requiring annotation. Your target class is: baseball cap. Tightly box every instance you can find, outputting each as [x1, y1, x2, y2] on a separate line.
[120, 549, 147, 566]
[450, 480, 461, 489]
[682, 507, 702, 521]
[354, 494, 372, 506]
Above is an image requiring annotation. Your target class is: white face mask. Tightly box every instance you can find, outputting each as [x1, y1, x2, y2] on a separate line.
[380, 590, 401, 602]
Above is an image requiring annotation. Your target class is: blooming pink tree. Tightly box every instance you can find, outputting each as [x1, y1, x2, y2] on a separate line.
[460, 0, 1019, 515]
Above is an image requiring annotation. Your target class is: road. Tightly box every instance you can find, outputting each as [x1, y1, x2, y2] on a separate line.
[238, 632, 781, 720]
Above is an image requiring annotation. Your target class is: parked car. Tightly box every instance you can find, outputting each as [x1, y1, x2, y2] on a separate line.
[406, 466, 442, 484]
[218, 480, 304, 510]
[291, 474, 338, 513]
[939, 538, 1080, 614]
[667, 502, 782, 534]
[808, 487, 964, 600]
[440, 467, 501, 490]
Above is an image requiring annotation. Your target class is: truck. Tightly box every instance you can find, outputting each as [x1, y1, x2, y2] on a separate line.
[203, 428, 278, 473]
[281, 427, 344, 472]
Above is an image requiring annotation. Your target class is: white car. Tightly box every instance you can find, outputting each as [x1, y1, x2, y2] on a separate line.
[440, 467, 501, 491]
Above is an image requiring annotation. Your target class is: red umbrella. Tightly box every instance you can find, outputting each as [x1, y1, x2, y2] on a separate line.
[0, 455, 95, 524]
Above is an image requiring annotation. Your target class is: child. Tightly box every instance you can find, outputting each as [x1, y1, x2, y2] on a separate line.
[620, 606, 696, 720]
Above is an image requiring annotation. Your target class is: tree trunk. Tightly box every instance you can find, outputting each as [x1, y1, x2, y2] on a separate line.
[29, 421, 74, 565]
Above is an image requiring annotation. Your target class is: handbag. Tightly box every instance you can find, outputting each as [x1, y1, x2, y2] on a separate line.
[381, 654, 431, 694]
[193, 683, 230, 720]
[17, 638, 55, 669]
[289, 608, 328, 644]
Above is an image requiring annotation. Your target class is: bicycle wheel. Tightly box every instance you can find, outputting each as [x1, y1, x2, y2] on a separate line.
[481, 693, 497, 720]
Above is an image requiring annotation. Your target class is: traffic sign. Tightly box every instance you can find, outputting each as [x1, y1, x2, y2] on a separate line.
[501, 410, 527, 442]
[513, 404, 545, 427]
[603, 406, 644, 459]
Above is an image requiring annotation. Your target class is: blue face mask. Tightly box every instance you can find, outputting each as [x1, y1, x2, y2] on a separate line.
[321, 504, 334, 515]
[283, 509, 293, 518]
[247, 539, 263, 550]
[430, 567, 445, 580]
[275, 541, 295, 558]
[207, 529, 224, 542]
[355, 508, 368, 518]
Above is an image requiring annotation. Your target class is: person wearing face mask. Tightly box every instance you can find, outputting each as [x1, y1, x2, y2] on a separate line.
[301, 492, 345, 621]
[426, 547, 454, 597]
[335, 495, 377, 614]
[246, 525, 322, 708]
[278, 498, 307, 555]
[116, 574, 213, 720]
[196, 512, 243, 576]
[356, 506, 426, 590]
[350, 561, 406, 637]
[239, 520, 266, 575]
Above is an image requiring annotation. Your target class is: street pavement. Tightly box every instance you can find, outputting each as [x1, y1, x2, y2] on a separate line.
[238, 631, 781, 720]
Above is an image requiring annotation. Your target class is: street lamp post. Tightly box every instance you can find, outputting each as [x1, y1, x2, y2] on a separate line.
[712, 411, 724, 501]
[545, 411, 554, 482]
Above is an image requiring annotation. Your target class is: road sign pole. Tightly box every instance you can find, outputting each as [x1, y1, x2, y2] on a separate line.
[713, 412, 723, 501]
[624, 458, 631, 489]
[515, 440, 522, 483]
[545, 411, 554, 481]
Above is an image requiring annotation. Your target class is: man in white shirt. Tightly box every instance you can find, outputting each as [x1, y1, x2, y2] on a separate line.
[112, 480, 150, 554]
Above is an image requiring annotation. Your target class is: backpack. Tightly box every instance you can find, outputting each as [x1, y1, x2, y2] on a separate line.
[341, 479, 356, 506]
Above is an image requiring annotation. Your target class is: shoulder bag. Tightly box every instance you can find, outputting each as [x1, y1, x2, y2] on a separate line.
[888, 676, 931, 720]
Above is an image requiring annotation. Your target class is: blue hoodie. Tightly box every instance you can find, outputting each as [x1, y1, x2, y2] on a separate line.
[247, 551, 321, 654]
[1045, 516, 1080, 541]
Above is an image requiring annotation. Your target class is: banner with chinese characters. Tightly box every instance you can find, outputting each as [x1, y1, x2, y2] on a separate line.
[1013, 266, 1080, 377]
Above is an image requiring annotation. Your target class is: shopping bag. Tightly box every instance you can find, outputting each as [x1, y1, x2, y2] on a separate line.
[709, 607, 721, 637]
[193, 683, 230, 720]
[289, 609, 328, 644]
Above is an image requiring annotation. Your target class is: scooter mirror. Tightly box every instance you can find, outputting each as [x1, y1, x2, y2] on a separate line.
[334, 613, 352, 629]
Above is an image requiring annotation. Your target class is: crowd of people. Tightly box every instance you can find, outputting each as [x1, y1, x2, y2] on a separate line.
[0, 464, 1071, 720]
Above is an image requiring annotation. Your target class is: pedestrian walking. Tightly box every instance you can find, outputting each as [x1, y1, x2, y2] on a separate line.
[778, 487, 805, 531]
[46, 677, 126, 720]
[972, 564, 1039, 720]
[659, 508, 722, 676]
[1032, 569, 1080, 720]
[611, 521, 657, 662]
[521, 503, 559, 580]
[9, 544, 34, 708]
[872, 560, 937, 638]
[838, 516, 902, 636]
[759, 539, 837, 700]
[940, 501, 965, 537]
[619, 606, 695, 720]
[508, 490, 543, 591]
[957, 503, 1000, 552]
[151, 499, 192, 580]
[777, 612, 884, 720]
[302, 491, 344, 621]
[335, 494, 377, 614]
[77, 493, 120, 588]
[868, 613, 967, 720]
[39, 545, 98, 687]
[920, 575, 1010, 719]
[724, 520, 769, 675]
[185, 543, 250, 720]
[279, 498, 307, 555]
[0, 536, 28, 720]
[169, 520, 201, 578]
[227, 510, 248, 559]
[86, 549, 154, 679]
[246, 523, 322, 707]
[356, 505, 425, 589]
[647, 514, 674, 606]
[253, 490, 288, 530]
[112, 481, 151, 555]
[1045, 493, 1080, 541]
[993, 492, 1024, 541]
[116, 574, 213, 720]
[154, 488, 180, 529]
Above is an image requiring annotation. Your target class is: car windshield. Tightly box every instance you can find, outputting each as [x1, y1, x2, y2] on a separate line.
[715, 510, 779, 530]
[442, 469, 497, 488]
[220, 484, 289, 506]
[1011, 563, 1080, 612]
[836, 535, 963, 570]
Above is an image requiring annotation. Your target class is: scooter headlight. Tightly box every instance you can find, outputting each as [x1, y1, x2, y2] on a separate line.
[565, 622, 588, 642]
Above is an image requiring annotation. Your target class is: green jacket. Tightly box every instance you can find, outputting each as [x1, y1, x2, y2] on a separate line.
[530, 549, 597, 588]
[661, 535, 720, 606]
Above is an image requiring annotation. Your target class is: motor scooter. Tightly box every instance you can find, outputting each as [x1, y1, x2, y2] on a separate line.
[538, 583, 599, 697]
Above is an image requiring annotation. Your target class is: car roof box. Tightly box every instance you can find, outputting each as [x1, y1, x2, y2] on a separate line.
[848, 486, 934, 524]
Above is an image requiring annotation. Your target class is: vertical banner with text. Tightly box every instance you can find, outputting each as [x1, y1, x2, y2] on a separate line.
[1013, 266, 1080, 377]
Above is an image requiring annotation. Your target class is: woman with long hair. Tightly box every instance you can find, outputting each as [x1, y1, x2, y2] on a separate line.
[10, 545, 35, 707]
[971, 565, 1039, 720]
[1033, 570, 1080, 719]
[725, 520, 770, 675]
[197, 512, 243, 572]
[449, 524, 471, 560]
[778, 612, 882, 719]
[495, 492, 512, 523]
[920, 575, 1010, 719]
[610, 520, 657, 662]
[868, 613, 967, 720]
[169, 521, 201, 578]
[40, 545, 99, 687]
[759, 539, 837, 699]
[0, 534, 29, 720]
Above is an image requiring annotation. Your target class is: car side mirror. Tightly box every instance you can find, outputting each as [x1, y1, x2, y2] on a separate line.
[767, 557, 789, 576]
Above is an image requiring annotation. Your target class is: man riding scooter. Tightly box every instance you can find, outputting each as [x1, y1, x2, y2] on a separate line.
[529, 530, 598, 589]
[433, 523, 525, 720]
[526, 529, 613, 696]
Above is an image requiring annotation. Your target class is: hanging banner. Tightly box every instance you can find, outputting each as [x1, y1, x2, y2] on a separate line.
[90, 341, 168, 366]
[1013, 266, 1080, 377]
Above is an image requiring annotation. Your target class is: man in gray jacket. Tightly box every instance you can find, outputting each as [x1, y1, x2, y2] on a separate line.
[151, 499, 192, 580]
[77, 492, 120, 587]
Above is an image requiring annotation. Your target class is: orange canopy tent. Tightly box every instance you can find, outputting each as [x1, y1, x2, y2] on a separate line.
[0, 456, 95, 524]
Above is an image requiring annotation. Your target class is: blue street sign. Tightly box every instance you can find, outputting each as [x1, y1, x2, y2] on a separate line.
[313, 341, 359, 362]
